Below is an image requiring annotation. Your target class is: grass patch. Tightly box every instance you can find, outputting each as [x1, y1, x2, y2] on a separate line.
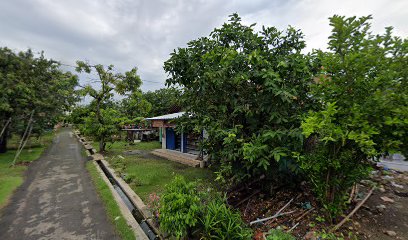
[86, 161, 136, 240]
[91, 139, 214, 202]
[92, 140, 162, 154]
[7, 131, 55, 150]
[109, 155, 214, 202]
[0, 132, 54, 208]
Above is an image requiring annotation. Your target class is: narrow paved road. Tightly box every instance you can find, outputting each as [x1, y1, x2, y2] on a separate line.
[0, 128, 119, 240]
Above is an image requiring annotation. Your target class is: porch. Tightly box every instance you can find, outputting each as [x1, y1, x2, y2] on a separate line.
[151, 149, 202, 168]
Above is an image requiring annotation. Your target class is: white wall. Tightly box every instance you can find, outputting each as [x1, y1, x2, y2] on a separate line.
[161, 127, 166, 149]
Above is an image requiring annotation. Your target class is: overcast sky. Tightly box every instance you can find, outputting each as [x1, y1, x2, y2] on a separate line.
[1, 0, 407, 92]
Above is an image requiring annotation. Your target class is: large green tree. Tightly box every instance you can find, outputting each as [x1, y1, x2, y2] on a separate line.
[300, 15, 407, 218]
[0, 47, 78, 153]
[143, 87, 183, 117]
[119, 90, 152, 118]
[164, 14, 317, 184]
[76, 61, 142, 152]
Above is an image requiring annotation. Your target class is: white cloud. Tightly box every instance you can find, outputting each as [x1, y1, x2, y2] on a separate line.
[0, 0, 406, 92]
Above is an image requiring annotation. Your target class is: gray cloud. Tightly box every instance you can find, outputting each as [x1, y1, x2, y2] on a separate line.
[1, 0, 407, 92]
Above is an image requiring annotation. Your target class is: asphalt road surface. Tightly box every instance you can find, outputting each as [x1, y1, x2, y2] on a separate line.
[378, 161, 408, 172]
[0, 128, 119, 240]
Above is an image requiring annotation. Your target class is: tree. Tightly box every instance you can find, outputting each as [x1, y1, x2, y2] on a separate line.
[164, 14, 317, 184]
[119, 90, 152, 118]
[0, 47, 78, 153]
[300, 15, 408, 218]
[66, 105, 92, 125]
[75, 61, 141, 152]
[143, 87, 183, 116]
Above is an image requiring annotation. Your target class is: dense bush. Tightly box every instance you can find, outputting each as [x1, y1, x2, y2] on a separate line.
[158, 176, 252, 239]
[164, 14, 317, 185]
[159, 176, 201, 239]
[201, 198, 252, 240]
[300, 15, 407, 218]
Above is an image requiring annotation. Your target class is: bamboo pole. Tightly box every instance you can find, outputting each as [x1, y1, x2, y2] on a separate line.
[12, 110, 34, 166]
[0, 117, 11, 139]
[250, 197, 295, 225]
[331, 187, 374, 232]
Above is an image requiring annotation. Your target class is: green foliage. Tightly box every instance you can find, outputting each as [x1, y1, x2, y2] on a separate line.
[164, 13, 316, 184]
[158, 176, 252, 239]
[120, 91, 152, 118]
[66, 105, 91, 125]
[300, 15, 407, 218]
[75, 61, 142, 152]
[143, 87, 183, 116]
[265, 229, 296, 240]
[0, 47, 78, 152]
[201, 198, 252, 240]
[81, 108, 122, 149]
[159, 176, 201, 239]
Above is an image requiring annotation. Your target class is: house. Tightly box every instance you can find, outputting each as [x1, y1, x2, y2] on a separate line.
[122, 122, 156, 142]
[146, 112, 206, 167]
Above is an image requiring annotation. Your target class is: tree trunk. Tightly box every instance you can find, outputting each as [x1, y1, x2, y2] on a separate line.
[99, 138, 105, 152]
[96, 98, 105, 153]
[0, 130, 7, 153]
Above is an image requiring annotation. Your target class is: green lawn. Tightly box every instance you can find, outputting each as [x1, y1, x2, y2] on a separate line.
[0, 132, 54, 208]
[92, 140, 162, 154]
[119, 156, 214, 201]
[96, 140, 214, 202]
[86, 161, 136, 240]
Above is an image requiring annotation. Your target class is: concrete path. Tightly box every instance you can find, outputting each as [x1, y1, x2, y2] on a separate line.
[0, 128, 119, 240]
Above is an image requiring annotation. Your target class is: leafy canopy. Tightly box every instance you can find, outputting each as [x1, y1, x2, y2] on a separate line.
[75, 61, 142, 151]
[300, 15, 407, 218]
[0, 47, 78, 152]
[164, 13, 316, 184]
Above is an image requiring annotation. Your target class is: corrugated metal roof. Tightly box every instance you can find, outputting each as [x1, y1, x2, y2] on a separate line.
[145, 112, 186, 120]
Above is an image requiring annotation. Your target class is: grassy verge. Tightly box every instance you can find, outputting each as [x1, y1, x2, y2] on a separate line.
[97, 140, 214, 202]
[92, 140, 162, 153]
[0, 132, 54, 208]
[86, 161, 136, 240]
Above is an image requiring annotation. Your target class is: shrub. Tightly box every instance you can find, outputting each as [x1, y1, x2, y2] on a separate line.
[266, 229, 296, 240]
[146, 192, 160, 220]
[200, 198, 252, 240]
[159, 176, 201, 239]
[300, 15, 407, 219]
[164, 13, 317, 185]
[158, 177, 253, 239]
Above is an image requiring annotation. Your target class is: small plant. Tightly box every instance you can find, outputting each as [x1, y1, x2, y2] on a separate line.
[123, 173, 135, 183]
[315, 229, 345, 240]
[316, 215, 326, 223]
[146, 192, 160, 220]
[200, 198, 252, 240]
[159, 176, 201, 239]
[266, 229, 296, 240]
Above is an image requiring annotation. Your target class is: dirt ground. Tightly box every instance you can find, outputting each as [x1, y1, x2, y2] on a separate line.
[355, 169, 408, 240]
[235, 168, 408, 240]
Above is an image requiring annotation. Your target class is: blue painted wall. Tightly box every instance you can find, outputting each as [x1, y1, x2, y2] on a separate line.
[166, 128, 176, 150]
